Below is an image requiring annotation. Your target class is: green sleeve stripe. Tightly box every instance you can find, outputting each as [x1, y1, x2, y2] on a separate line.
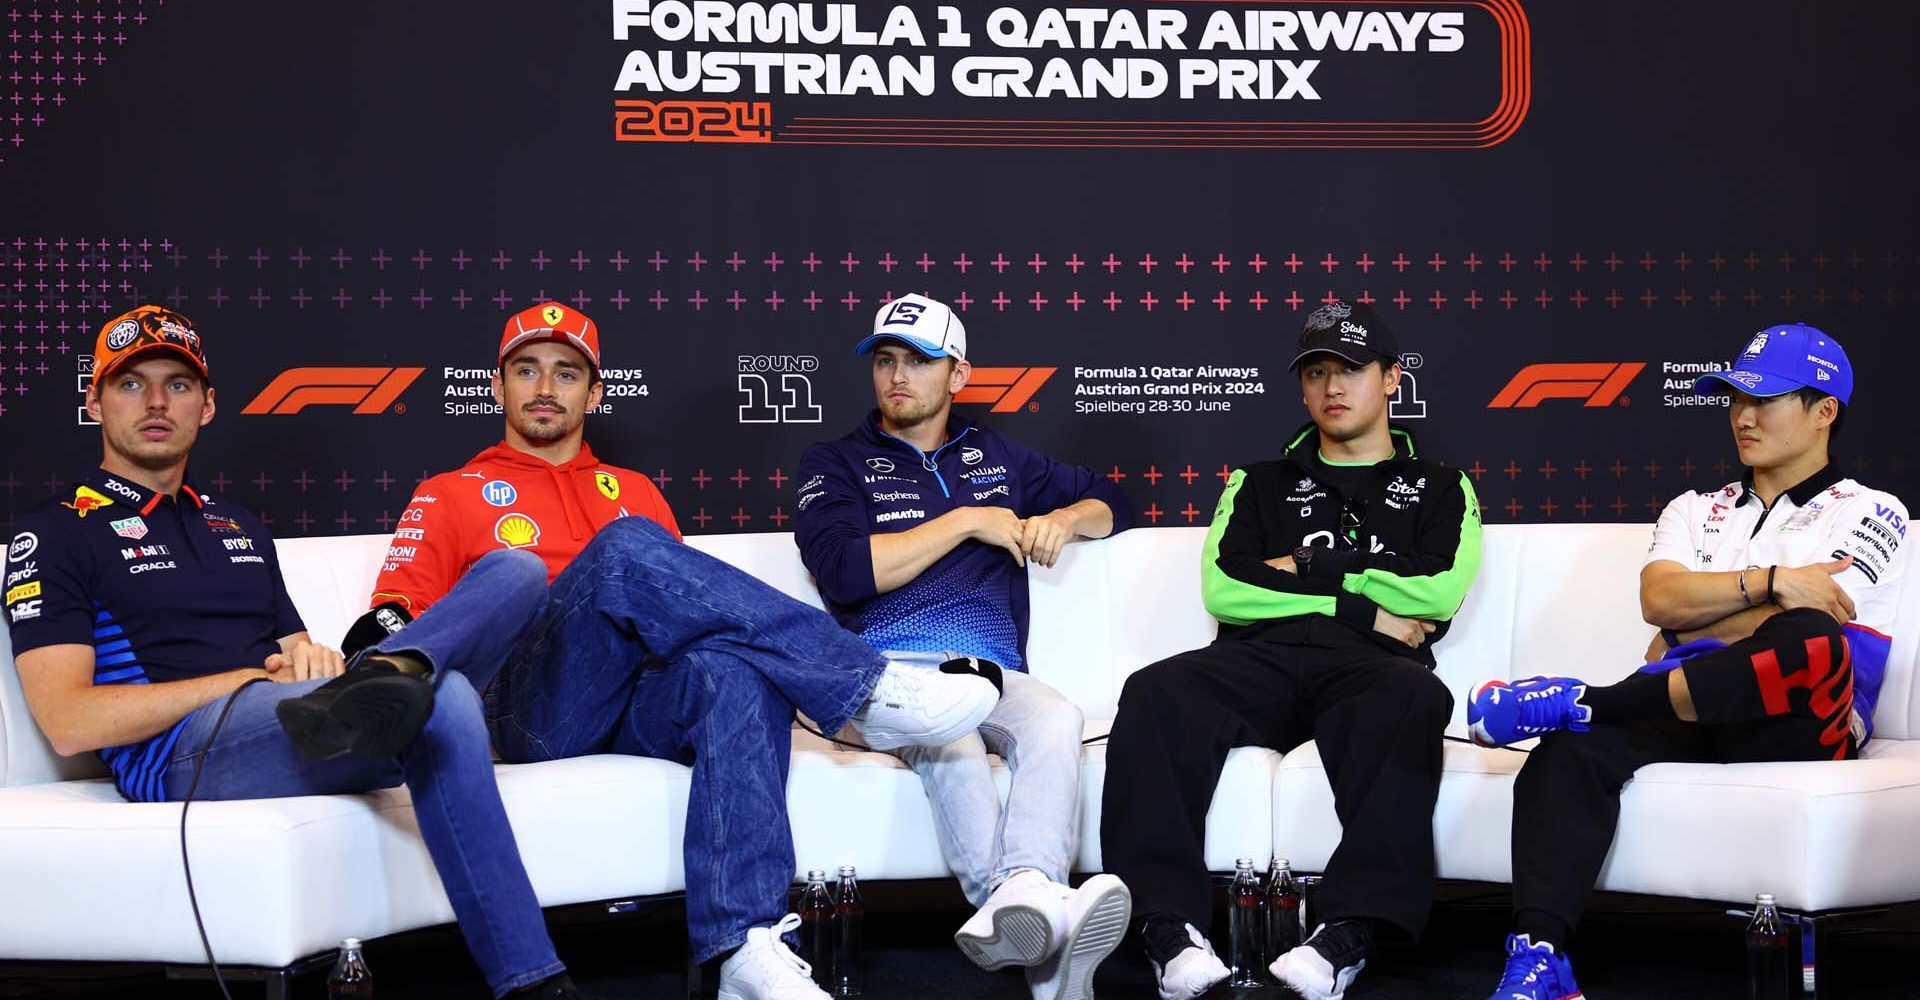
[1340, 471, 1482, 620]
[1202, 469, 1338, 625]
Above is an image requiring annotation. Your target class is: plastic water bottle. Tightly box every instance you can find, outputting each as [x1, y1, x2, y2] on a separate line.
[327, 938, 372, 998]
[1746, 894, 1791, 1000]
[797, 870, 835, 990]
[1264, 858, 1301, 969]
[1227, 858, 1263, 987]
[832, 865, 864, 997]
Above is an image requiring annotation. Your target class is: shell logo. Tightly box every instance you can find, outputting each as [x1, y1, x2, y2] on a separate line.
[494, 513, 542, 549]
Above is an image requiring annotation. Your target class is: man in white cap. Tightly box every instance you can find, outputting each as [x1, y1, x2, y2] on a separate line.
[793, 294, 1136, 1000]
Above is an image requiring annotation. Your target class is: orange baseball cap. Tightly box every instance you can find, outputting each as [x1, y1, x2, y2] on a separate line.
[95, 305, 210, 383]
[500, 302, 600, 369]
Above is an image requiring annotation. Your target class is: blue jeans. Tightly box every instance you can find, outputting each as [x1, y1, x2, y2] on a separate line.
[485, 515, 889, 963]
[161, 550, 564, 998]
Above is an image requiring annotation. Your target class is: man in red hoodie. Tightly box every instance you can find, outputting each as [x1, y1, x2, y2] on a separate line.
[298, 303, 999, 1000]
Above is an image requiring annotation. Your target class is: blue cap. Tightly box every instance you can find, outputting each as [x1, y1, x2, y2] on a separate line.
[1693, 323, 1852, 405]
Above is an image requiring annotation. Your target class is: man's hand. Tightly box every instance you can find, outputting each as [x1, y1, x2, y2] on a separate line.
[264, 641, 347, 684]
[1264, 554, 1297, 574]
[1020, 509, 1079, 568]
[967, 507, 1026, 567]
[1374, 608, 1438, 649]
[1770, 555, 1856, 624]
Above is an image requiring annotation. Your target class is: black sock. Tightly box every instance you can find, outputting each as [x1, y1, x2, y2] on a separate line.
[1580, 670, 1675, 725]
[1514, 910, 1572, 952]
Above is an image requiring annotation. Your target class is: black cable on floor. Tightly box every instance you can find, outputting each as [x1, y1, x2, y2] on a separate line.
[180, 678, 265, 1000]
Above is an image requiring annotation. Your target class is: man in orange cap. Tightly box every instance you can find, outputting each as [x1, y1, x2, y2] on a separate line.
[357, 302, 1002, 1000]
[5, 307, 594, 999]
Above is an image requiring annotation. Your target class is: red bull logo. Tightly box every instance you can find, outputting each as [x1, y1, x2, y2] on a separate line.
[61, 486, 115, 518]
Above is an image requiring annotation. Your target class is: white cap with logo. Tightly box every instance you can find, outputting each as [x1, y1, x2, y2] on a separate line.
[855, 293, 967, 361]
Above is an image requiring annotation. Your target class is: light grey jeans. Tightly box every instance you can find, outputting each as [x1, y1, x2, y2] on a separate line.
[883, 650, 1088, 907]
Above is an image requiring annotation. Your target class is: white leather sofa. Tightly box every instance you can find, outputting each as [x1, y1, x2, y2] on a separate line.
[3, 524, 1918, 982]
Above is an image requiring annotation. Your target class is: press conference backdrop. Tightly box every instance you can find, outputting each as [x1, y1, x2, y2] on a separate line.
[3, 1, 1916, 537]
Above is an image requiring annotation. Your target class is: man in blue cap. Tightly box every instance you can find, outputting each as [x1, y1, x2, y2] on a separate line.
[1465, 324, 1908, 1000]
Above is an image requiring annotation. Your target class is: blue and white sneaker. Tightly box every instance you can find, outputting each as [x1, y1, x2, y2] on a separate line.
[1467, 676, 1592, 747]
[1487, 933, 1583, 1000]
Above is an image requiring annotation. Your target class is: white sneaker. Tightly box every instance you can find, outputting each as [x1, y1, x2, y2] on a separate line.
[1145, 920, 1229, 1000]
[717, 914, 830, 1000]
[849, 660, 999, 751]
[1269, 920, 1371, 1000]
[956, 870, 1069, 970]
[1024, 874, 1132, 1000]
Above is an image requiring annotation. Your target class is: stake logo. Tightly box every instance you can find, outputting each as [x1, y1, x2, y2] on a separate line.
[1488, 363, 1645, 409]
[242, 367, 426, 415]
[956, 367, 1057, 413]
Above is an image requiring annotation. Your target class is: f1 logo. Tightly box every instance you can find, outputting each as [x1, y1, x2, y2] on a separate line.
[242, 367, 426, 415]
[882, 300, 926, 326]
[1488, 363, 1644, 408]
[956, 367, 1057, 413]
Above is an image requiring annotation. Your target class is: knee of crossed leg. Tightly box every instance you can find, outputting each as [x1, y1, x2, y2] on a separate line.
[1026, 686, 1087, 755]
[471, 548, 549, 611]
[416, 670, 489, 748]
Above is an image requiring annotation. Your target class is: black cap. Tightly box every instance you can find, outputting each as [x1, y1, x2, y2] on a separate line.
[1288, 300, 1401, 371]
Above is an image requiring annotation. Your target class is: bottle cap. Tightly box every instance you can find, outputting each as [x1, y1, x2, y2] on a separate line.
[806, 869, 827, 881]
[1756, 893, 1776, 905]
[1274, 858, 1291, 868]
[1235, 857, 1254, 869]
[838, 864, 857, 877]
[341, 938, 363, 949]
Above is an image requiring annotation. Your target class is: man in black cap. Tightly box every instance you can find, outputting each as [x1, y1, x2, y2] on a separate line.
[1099, 300, 1482, 1000]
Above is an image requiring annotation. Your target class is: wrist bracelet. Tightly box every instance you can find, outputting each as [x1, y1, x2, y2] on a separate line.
[1766, 565, 1778, 605]
[1738, 566, 1756, 607]
[1661, 628, 1682, 649]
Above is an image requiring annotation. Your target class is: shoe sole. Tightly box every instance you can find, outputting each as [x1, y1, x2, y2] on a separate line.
[1047, 876, 1131, 1000]
[956, 900, 1057, 970]
[1466, 679, 1510, 748]
[276, 675, 434, 761]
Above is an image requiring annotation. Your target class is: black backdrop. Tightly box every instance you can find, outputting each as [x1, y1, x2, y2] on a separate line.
[4, 0, 1916, 536]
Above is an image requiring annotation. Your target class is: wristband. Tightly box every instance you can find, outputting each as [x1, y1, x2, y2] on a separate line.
[1766, 565, 1778, 605]
[1660, 628, 1682, 649]
[1738, 566, 1757, 607]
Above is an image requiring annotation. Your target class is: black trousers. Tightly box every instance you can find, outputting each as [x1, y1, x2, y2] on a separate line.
[1100, 621, 1453, 939]
[1512, 608, 1856, 945]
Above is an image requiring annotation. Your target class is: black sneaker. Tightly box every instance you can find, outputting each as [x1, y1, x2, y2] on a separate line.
[1271, 919, 1374, 1000]
[512, 974, 613, 1000]
[274, 663, 435, 761]
[1138, 913, 1228, 1000]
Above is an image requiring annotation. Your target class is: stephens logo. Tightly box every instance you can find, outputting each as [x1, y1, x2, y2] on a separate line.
[494, 513, 542, 549]
[1488, 363, 1644, 409]
[242, 367, 425, 415]
[956, 367, 1057, 413]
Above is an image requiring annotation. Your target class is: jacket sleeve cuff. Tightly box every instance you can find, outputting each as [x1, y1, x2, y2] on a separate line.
[1307, 547, 1359, 581]
[1335, 591, 1378, 631]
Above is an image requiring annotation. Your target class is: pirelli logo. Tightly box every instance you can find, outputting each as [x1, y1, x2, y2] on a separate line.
[243, 367, 426, 415]
[956, 367, 1057, 413]
[1488, 363, 1644, 409]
